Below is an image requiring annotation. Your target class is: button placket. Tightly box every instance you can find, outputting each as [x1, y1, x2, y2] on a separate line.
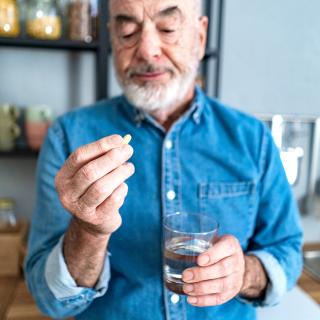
[163, 133, 180, 214]
[162, 128, 185, 320]
[164, 287, 187, 320]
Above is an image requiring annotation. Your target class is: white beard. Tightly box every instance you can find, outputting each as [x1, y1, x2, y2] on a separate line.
[115, 50, 200, 112]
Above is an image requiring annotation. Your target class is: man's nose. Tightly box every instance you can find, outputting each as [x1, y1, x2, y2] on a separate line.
[136, 27, 162, 61]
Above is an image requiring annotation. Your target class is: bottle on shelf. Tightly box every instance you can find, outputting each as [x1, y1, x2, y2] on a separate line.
[90, 0, 98, 40]
[0, 103, 21, 152]
[26, 0, 62, 40]
[0, 198, 17, 231]
[0, 0, 20, 37]
[68, 0, 92, 42]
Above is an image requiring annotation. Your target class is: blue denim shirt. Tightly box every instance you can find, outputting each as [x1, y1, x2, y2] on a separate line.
[25, 87, 303, 320]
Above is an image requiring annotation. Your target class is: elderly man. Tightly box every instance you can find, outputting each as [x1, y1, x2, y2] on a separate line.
[25, 0, 303, 319]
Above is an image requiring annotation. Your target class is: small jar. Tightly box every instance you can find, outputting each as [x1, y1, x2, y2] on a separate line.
[0, 0, 20, 37]
[26, 0, 62, 40]
[0, 198, 17, 230]
[68, 0, 92, 42]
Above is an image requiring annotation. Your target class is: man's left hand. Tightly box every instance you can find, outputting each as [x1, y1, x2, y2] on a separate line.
[182, 235, 245, 307]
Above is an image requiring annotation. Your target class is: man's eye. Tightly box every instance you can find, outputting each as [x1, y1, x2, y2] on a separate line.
[161, 29, 176, 34]
[122, 33, 135, 39]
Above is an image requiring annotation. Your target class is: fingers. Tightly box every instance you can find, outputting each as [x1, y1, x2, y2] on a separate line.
[60, 134, 124, 179]
[93, 183, 129, 235]
[73, 183, 129, 235]
[187, 291, 234, 307]
[183, 273, 240, 296]
[182, 235, 246, 307]
[96, 182, 128, 217]
[77, 163, 135, 214]
[182, 254, 240, 284]
[68, 144, 134, 199]
[197, 235, 242, 267]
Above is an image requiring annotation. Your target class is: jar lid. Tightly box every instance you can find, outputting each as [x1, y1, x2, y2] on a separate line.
[0, 198, 15, 210]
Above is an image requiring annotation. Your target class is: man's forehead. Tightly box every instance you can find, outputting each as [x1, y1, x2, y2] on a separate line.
[109, 0, 195, 18]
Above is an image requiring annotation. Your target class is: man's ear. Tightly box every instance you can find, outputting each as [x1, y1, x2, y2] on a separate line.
[198, 16, 209, 60]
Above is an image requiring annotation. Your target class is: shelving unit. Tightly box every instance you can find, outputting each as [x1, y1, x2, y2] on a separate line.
[0, 0, 224, 158]
[0, 0, 109, 100]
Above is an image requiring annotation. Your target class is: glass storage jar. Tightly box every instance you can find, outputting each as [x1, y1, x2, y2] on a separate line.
[0, 0, 20, 37]
[68, 0, 92, 42]
[26, 0, 62, 40]
[0, 198, 17, 230]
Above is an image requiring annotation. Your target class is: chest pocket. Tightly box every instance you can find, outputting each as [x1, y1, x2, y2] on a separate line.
[199, 181, 256, 245]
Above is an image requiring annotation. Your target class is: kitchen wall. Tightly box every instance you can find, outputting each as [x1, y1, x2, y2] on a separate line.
[220, 0, 320, 115]
[0, 0, 319, 218]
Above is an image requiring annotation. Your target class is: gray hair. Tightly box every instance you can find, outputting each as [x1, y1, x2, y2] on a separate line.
[109, 0, 204, 17]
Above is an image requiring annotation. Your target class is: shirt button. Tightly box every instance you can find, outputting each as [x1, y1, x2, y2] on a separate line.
[165, 140, 173, 150]
[170, 294, 180, 304]
[167, 190, 176, 201]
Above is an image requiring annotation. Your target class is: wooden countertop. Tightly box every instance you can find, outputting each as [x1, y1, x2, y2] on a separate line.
[0, 278, 50, 320]
[0, 278, 18, 320]
[298, 272, 320, 304]
[298, 242, 320, 305]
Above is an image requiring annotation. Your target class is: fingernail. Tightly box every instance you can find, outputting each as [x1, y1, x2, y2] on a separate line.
[121, 144, 131, 153]
[188, 297, 198, 304]
[198, 254, 210, 266]
[183, 270, 193, 281]
[183, 284, 194, 293]
[126, 162, 135, 173]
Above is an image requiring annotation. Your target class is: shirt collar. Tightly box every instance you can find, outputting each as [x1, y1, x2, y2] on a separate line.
[121, 85, 206, 127]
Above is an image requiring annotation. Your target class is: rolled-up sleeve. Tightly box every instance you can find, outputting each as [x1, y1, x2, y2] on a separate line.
[239, 126, 303, 307]
[45, 235, 110, 300]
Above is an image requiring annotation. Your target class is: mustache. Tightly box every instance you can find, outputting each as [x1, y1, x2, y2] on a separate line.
[127, 64, 175, 78]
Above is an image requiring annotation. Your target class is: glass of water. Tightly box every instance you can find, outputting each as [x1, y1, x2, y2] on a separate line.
[163, 212, 219, 295]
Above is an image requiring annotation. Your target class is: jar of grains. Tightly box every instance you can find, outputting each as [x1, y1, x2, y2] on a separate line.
[0, 0, 20, 37]
[26, 0, 62, 40]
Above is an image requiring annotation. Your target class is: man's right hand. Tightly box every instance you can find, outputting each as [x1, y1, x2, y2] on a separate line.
[55, 134, 135, 237]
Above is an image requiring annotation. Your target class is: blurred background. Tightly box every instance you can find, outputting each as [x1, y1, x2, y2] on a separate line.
[0, 0, 320, 319]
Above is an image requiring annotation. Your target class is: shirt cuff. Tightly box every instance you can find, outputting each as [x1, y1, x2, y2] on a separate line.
[237, 250, 287, 307]
[45, 235, 111, 300]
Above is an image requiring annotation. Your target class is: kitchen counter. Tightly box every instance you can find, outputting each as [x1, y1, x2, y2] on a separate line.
[0, 278, 50, 320]
[298, 242, 320, 304]
[0, 278, 18, 320]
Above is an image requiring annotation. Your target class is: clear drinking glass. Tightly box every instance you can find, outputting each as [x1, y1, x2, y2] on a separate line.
[163, 212, 219, 295]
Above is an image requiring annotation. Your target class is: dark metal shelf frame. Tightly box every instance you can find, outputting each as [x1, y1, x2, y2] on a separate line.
[0, 37, 99, 51]
[0, 149, 38, 158]
[202, 0, 225, 98]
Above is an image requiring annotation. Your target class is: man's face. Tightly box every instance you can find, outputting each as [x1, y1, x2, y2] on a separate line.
[109, 0, 208, 112]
